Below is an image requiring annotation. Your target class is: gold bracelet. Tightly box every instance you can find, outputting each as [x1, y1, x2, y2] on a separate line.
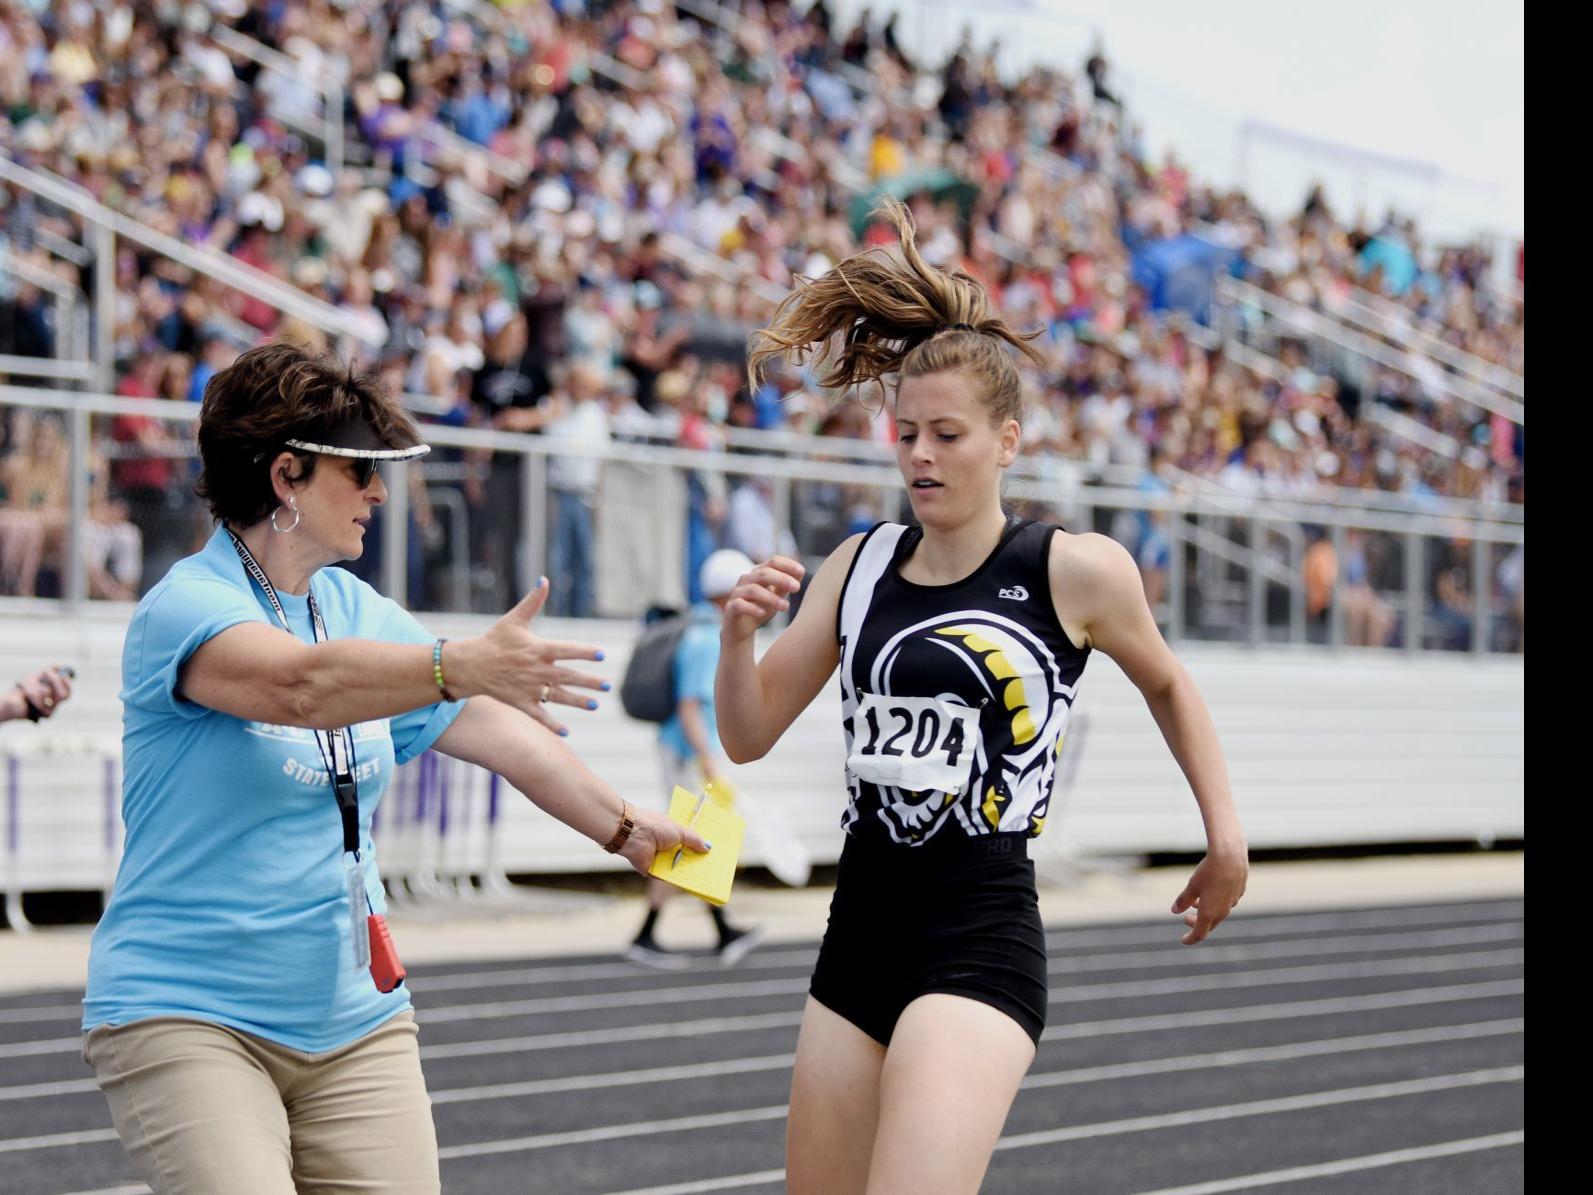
[602, 800, 637, 854]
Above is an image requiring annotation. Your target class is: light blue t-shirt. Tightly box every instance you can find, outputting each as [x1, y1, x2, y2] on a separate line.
[83, 527, 464, 1052]
[658, 602, 722, 762]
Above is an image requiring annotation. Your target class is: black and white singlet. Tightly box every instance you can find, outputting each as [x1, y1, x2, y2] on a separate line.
[835, 516, 1090, 848]
[809, 517, 1092, 1046]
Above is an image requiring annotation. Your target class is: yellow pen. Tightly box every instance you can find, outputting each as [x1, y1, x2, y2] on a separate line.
[671, 789, 711, 870]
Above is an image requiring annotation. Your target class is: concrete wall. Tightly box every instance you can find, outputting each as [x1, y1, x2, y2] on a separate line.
[0, 608, 1523, 900]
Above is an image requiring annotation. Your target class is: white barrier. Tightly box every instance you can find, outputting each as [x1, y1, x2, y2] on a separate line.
[1, 608, 1524, 923]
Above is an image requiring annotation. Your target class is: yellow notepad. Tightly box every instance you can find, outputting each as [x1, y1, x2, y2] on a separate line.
[649, 785, 745, 906]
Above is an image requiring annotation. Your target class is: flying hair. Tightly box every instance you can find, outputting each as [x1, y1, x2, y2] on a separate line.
[747, 196, 1045, 424]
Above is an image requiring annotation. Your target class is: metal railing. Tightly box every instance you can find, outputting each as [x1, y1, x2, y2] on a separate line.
[1213, 275, 1525, 427]
[1330, 285, 1524, 399]
[0, 384, 1525, 657]
[0, 155, 384, 381]
[0, 244, 90, 366]
[209, 23, 345, 179]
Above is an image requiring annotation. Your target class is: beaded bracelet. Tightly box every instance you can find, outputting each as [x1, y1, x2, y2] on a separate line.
[432, 639, 457, 702]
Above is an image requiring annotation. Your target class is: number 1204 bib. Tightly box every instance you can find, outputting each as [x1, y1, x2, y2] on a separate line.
[847, 693, 981, 793]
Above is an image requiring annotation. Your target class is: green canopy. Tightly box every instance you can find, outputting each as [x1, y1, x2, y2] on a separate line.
[848, 167, 981, 238]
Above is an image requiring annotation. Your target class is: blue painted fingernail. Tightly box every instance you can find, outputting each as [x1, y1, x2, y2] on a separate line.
[600, 681, 612, 692]
[558, 727, 569, 737]
[539, 576, 548, 589]
[703, 840, 714, 851]
[586, 699, 599, 710]
[595, 650, 606, 661]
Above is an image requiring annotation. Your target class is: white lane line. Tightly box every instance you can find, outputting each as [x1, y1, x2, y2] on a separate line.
[430, 1054, 797, 1104]
[0, 950, 1524, 1067]
[0, 921, 1525, 1028]
[1, 1027, 1524, 1157]
[0, 1126, 118, 1154]
[604, 1172, 786, 1195]
[441, 1066, 1522, 1164]
[1041, 979, 1523, 1043]
[1127, 1131, 1525, 1194]
[0, 1004, 83, 1024]
[0, 901, 1530, 1025]
[436, 1106, 789, 1160]
[0, 982, 1523, 1104]
[994, 1066, 1524, 1151]
[423, 1019, 1520, 1110]
[405, 902, 1526, 995]
[418, 946, 1523, 1023]
[421, 1010, 802, 1061]
[1041, 948, 1522, 1010]
[1023, 1019, 1521, 1090]
[0, 984, 1526, 1103]
[597, 1091, 1528, 1195]
[0, 1076, 99, 1100]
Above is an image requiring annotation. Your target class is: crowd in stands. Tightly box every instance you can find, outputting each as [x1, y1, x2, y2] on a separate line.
[0, 0, 1523, 649]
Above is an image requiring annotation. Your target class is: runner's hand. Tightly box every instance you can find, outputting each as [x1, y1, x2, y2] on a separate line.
[1170, 847, 1248, 945]
[722, 557, 804, 645]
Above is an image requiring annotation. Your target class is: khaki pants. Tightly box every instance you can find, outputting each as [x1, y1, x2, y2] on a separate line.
[83, 1010, 439, 1194]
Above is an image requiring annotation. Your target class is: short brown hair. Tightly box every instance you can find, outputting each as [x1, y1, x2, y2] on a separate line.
[747, 197, 1044, 425]
[195, 341, 421, 526]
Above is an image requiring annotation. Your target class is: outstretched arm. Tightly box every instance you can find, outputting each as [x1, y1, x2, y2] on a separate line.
[432, 695, 709, 876]
[1051, 532, 1248, 944]
[181, 580, 606, 733]
[715, 535, 863, 764]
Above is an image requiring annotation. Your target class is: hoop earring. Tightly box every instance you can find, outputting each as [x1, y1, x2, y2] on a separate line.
[271, 502, 301, 533]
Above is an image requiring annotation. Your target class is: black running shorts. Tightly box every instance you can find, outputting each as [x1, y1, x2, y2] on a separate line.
[809, 830, 1048, 1047]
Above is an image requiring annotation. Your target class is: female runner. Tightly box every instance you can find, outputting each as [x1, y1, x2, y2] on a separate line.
[716, 200, 1249, 1194]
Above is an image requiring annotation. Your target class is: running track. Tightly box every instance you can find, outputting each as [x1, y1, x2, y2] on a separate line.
[0, 897, 1524, 1193]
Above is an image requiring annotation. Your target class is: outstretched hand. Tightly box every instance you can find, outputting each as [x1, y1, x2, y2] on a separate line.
[722, 556, 805, 645]
[7, 666, 73, 723]
[460, 579, 611, 735]
[616, 807, 713, 878]
[1170, 847, 1248, 945]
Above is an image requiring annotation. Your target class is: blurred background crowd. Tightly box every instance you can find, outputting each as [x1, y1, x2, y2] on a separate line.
[0, 0, 1523, 650]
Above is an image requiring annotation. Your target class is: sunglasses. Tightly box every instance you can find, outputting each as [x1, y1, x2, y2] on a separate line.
[350, 457, 380, 488]
[252, 451, 380, 488]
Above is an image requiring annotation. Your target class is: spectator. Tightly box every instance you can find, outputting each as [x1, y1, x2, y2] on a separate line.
[1, 665, 73, 725]
[0, 0, 1521, 640]
[111, 348, 187, 590]
[545, 363, 611, 618]
[0, 411, 67, 595]
[626, 548, 766, 969]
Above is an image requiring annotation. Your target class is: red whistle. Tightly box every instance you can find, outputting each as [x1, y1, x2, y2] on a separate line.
[367, 914, 407, 992]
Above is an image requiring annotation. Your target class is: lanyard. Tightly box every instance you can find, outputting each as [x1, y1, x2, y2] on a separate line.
[228, 531, 361, 856]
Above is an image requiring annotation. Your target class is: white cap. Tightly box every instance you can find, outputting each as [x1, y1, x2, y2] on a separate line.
[699, 549, 754, 599]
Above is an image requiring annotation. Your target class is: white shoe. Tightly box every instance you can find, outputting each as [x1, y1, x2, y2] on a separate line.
[624, 940, 693, 971]
[716, 924, 767, 968]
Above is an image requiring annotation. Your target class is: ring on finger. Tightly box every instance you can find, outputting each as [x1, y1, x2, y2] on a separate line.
[539, 684, 551, 703]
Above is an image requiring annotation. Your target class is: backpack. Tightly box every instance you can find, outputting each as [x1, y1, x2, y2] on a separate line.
[620, 607, 690, 723]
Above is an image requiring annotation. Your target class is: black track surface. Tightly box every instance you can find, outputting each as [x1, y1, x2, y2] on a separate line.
[0, 897, 1523, 1194]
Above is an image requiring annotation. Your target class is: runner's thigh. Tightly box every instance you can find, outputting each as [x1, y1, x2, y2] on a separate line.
[787, 996, 887, 1195]
[867, 993, 1036, 1195]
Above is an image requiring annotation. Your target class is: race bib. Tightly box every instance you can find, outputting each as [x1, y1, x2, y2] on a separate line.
[847, 693, 980, 793]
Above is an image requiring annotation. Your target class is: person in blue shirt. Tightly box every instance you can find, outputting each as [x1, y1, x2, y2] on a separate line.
[82, 342, 707, 1195]
[626, 549, 766, 969]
